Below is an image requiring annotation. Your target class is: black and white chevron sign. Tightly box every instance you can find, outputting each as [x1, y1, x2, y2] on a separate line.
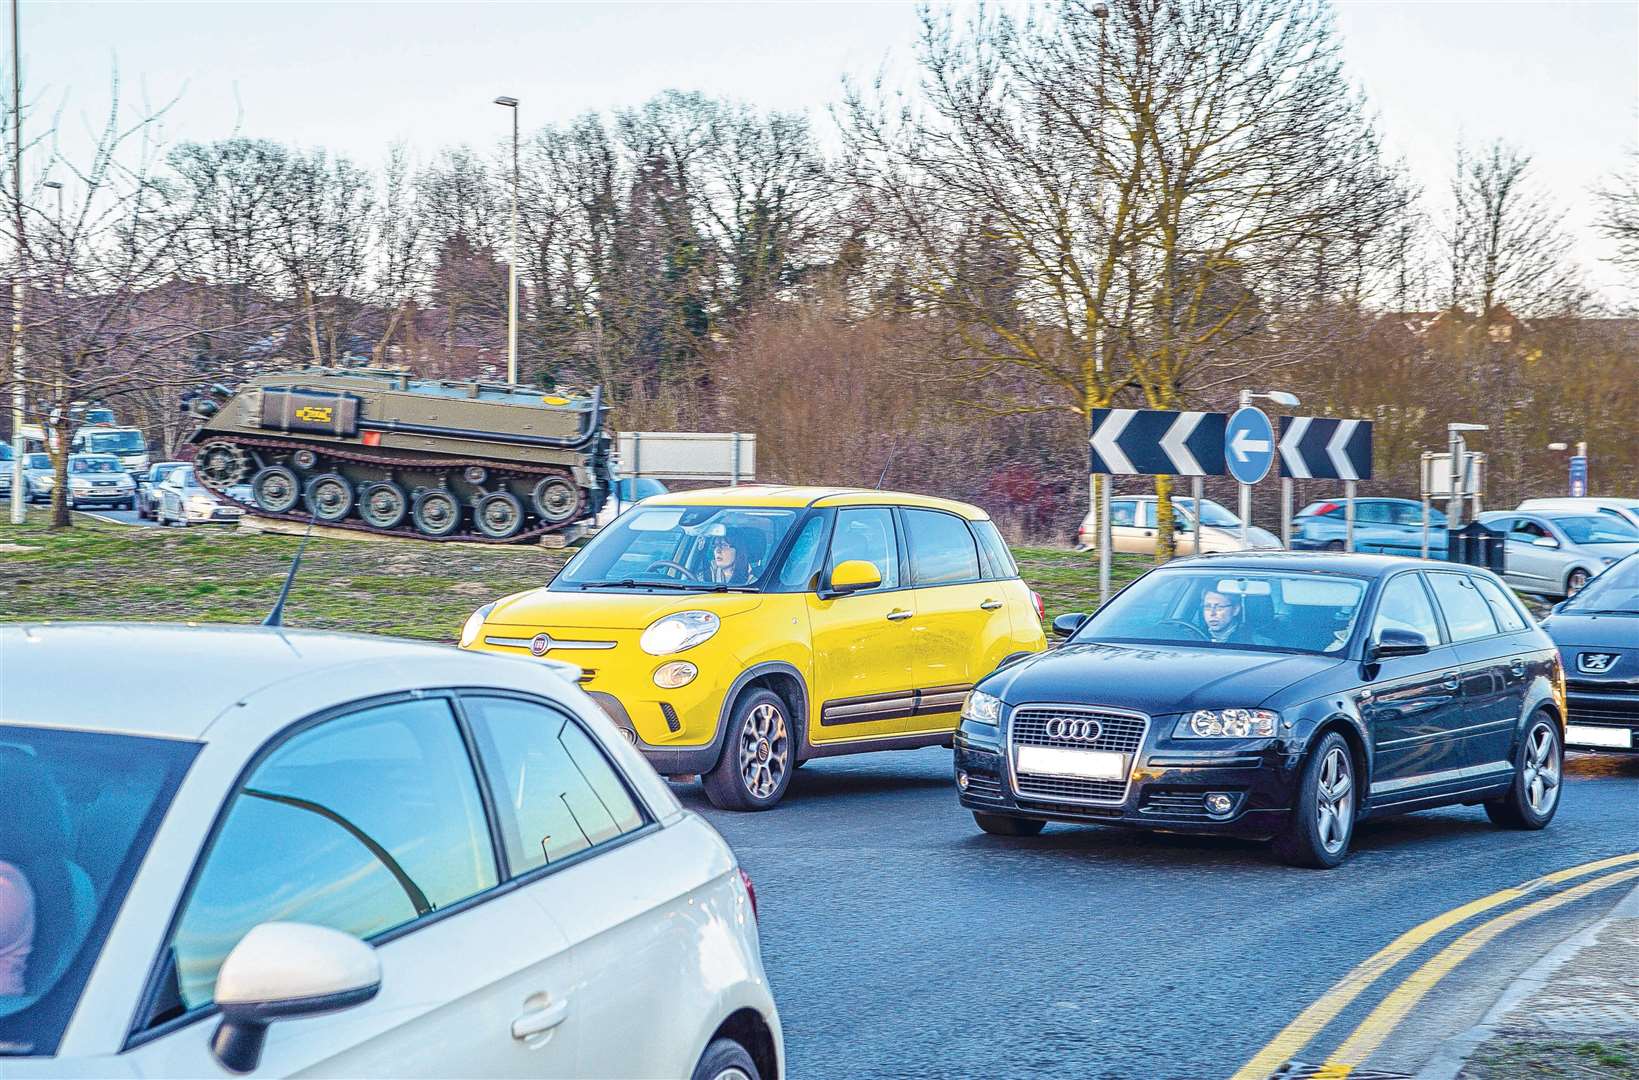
[1277, 416, 1373, 480]
[1090, 409, 1229, 476]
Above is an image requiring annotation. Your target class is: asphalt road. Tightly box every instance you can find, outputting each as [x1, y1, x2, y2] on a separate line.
[683, 749, 1639, 1080]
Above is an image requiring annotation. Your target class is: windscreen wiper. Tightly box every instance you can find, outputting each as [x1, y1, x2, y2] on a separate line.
[577, 578, 695, 591]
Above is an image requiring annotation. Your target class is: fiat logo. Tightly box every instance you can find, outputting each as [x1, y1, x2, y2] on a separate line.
[529, 633, 553, 657]
[1045, 717, 1103, 742]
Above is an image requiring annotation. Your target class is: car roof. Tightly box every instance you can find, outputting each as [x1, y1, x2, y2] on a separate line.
[647, 484, 989, 520]
[1519, 497, 1639, 509]
[1160, 551, 1448, 576]
[0, 623, 562, 742]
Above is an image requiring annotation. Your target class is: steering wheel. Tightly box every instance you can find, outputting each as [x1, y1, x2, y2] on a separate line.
[646, 560, 699, 581]
[1158, 618, 1209, 641]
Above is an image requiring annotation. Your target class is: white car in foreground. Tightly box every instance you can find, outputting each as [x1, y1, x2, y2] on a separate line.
[0, 624, 782, 1079]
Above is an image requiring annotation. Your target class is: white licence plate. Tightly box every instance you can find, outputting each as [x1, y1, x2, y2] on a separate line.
[1566, 724, 1633, 749]
[1016, 745, 1126, 780]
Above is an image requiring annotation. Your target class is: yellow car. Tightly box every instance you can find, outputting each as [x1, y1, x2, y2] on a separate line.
[460, 486, 1047, 809]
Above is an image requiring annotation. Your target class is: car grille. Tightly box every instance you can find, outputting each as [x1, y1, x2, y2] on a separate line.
[1140, 791, 1211, 820]
[1567, 699, 1638, 724]
[963, 771, 1003, 799]
[1008, 704, 1148, 806]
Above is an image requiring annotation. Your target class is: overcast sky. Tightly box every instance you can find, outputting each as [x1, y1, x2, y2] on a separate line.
[22, 0, 1639, 305]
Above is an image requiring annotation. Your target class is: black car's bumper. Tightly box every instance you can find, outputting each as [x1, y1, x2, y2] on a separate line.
[1564, 686, 1638, 753]
[954, 725, 1301, 837]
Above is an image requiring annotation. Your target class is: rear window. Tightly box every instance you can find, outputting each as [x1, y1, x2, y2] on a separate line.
[903, 509, 981, 586]
[972, 520, 1019, 579]
[0, 727, 196, 1057]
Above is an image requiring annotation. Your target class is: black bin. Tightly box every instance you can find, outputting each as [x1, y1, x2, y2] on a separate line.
[1446, 521, 1506, 574]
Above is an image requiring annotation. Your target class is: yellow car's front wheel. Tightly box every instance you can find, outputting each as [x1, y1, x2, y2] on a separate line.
[704, 689, 795, 811]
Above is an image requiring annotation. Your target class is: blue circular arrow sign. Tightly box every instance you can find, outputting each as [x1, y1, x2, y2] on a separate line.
[1224, 406, 1275, 484]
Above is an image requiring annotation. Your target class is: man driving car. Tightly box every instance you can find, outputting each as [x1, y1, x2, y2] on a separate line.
[1200, 588, 1272, 645]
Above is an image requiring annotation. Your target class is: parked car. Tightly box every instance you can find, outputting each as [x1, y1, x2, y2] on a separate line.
[136, 461, 189, 520]
[0, 623, 782, 1079]
[954, 552, 1563, 868]
[155, 465, 245, 526]
[1517, 497, 1639, 531]
[1292, 497, 1447, 556]
[0, 443, 11, 502]
[64, 454, 136, 510]
[22, 452, 54, 503]
[1476, 510, 1639, 598]
[1077, 495, 1281, 553]
[1539, 552, 1639, 753]
[462, 486, 1048, 810]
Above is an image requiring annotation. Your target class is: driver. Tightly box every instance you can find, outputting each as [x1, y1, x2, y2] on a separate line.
[707, 531, 751, 585]
[1200, 588, 1270, 645]
[0, 860, 34, 995]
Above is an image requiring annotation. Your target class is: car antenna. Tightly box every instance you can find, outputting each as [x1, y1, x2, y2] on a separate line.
[876, 443, 900, 490]
[263, 515, 318, 628]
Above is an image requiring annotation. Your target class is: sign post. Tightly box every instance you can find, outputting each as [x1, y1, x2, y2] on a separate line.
[1225, 406, 1276, 544]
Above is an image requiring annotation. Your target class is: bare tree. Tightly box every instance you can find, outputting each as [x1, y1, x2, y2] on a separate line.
[1593, 146, 1639, 275]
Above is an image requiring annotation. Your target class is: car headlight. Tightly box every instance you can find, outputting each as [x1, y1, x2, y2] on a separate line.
[69, 480, 91, 491]
[186, 495, 215, 510]
[1175, 708, 1279, 739]
[640, 611, 719, 655]
[962, 689, 1003, 727]
[459, 602, 495, 649]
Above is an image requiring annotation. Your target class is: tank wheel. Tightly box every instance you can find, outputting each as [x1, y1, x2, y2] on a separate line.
[358, 481, 409, 530]
[463, 465, 489, 485]
[475, 490, 525, 539]
[412, 489, 463, 538]
[251, 466, 302, 514]
[531, 476, 580, 525]
[196, 441, 250, 487]
[291, 448, 319, 471]
[304, 472, 355, 523]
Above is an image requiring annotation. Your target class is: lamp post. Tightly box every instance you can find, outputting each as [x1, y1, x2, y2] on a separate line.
[1090, 0, 1111, 605]
[9, 0, 26, 525]
[494, 95, 519, 386]
[1237, 388, 1299, 547]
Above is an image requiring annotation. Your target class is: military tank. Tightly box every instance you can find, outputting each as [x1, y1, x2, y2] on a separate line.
[185, 367, 611, 543]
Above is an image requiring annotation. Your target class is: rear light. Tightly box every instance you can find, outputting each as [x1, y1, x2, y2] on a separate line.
[1314, 502, 1340, 517]
[739, 866, 758, 920]
[1030, 591, 1045, 622]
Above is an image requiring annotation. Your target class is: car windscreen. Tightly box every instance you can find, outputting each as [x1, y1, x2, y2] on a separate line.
[1559, 554, 1639, 615]
[24, 455, 48, 470]
[0, 446, 10, 462]
[0, 727, 196, 1057]
[1076, 568, 1369, 654]
[69, 458, 121, 475]
[553, 505, 800, 591]
[1552, 515, 1639, 545]
[84, 431, 143, 454]
[150, 464, 183, 483]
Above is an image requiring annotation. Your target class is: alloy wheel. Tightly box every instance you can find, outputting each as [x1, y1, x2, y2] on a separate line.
[737, 702, 789, 801]
[1522, 722, 1561, 816]
[711, 1070, 753, 1080]
[1316, 746, 1354, 854]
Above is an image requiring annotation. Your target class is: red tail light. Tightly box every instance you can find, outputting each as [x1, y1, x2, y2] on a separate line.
[1030, 591, 1045, 622]
[1314, 502, 1340, 517]
[739, 866, 758, 920]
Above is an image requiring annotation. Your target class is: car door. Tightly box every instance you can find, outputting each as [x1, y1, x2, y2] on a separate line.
[806, 506, 918, 744]
[122, 695, 580, 1078]
[1354, 500, 1395, 553]
[1361, 571, 1466, 795]
[1423, 571, 1519, 783]
[900, 508, 1007, 734]
[1503, 516, 1558, 592]
[1466, 573, 1541, 763]
[460, 693, 735, 1080]
[1109, 499, 1143, 553]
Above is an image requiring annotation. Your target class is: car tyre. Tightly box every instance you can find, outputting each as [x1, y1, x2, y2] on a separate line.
[1324, 540, 1344, 552]
[703, 689, 794, 812]
[1564, 568, 1590, 596]
[973, 812, 1047, 837]
[690, 1037, 761, 1080]
[1275, 731, 1356, 869]
[1485, 712, 1561, 830]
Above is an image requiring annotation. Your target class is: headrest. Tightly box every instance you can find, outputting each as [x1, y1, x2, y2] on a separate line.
[0, 746, 71, 859]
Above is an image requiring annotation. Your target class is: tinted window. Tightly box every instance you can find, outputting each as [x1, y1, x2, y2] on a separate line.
[1110, 500, 1136, 527]
[1555, 515, 1639, 544]
[464, 697, 646, 874]
[1082, 569, 1367, 654]
[156, 698, 497, 1018]
[772, 513, 829, 592]
[0, 729, 195, 1057]
[903, 509, 981, 586]
[1472, 576, 1528, 632]
[1509, 518, 1551, 542]
[972, 520, 1019, 579]
[1371, 574, 1441, 647]
[827, 508, 899, 591]
[1356, 501, 1393, 524]
[1390, 503, 1432, 526]
[1427, 573, 1500, 641]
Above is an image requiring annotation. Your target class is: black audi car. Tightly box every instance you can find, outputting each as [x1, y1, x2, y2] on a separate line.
[1540, 552, 1639, 754]
[955, 553, 1565, 868]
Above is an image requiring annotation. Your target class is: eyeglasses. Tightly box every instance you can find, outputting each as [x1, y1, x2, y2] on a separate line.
[1202, 601, 1237, 613]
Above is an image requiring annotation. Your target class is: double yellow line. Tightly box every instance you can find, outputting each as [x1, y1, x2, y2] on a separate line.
[1230, 851, 1639, 1080]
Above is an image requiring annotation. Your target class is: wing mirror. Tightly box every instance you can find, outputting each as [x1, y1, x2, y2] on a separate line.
[825, 559, 882, 597]
[1531, 536, 1559, 548]
[1052, 612, 1089, 639]
[212, 922, 381, 1074]
[1369, 627, 1430, 661]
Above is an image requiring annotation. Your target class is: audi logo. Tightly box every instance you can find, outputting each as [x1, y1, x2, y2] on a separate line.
[530, 633, 554, 657]
[1045, 717, 1103, 742]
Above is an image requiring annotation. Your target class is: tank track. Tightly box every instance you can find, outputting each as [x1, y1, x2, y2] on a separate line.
[194, 434, 588, 544]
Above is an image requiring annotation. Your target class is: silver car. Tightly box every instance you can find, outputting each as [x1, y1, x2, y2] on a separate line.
[156, 464, 245, 526]
[1517, 497, 1639, 531]
[1478, 510, 1639, 598]
[65, 453, 137, 510]
[22, 452, 55, 503]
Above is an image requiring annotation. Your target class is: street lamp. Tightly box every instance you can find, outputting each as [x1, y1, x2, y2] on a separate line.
[493, 95, 519, 385]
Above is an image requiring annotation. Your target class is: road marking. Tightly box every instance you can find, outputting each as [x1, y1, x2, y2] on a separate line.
[1229, 851, 1639, 1080]
[1323, 864, 1639, 1067]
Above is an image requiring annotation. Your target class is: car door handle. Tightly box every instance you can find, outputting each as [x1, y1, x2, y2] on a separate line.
[512, 999, 570, 1040]
[1510, 658, 1527, 678]
[1441, 671, 1461, 691]
[886, 609, 913, 621]
[980, 599, 1003, 610]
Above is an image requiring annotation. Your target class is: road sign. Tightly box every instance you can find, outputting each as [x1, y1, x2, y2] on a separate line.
[617, 431, 755, 483]
[1569, 455, 1588, 497]
[1420, 452, 1486, 498]
[1277, 417, 1373, 480]
[1089, 409, 1228, 476]
[1224, 407, 1275, 485]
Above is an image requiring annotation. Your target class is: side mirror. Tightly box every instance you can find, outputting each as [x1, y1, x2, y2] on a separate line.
[1369, 627, 1430, 661]
[212, 922, 381, 1074]
[1052, 612, 1088, 639]
[1531, 537, 1559, 549]
[826, 559, 882, 597]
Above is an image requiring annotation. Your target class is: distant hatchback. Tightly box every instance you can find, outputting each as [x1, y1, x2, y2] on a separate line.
[1477, 510, 1639, 598]
[1077, 495, 1281, 553]
[1292, 497, 1446, 556]
[64, 454, 135, 510]
[155, 465, 244, 526]
[1517, 497, 1639, 531]
[1539, 553, 1639, 753]
[136, 461, 188, 520]
[0, 624, 782, 1078]
[954, 553, 1563, 868]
